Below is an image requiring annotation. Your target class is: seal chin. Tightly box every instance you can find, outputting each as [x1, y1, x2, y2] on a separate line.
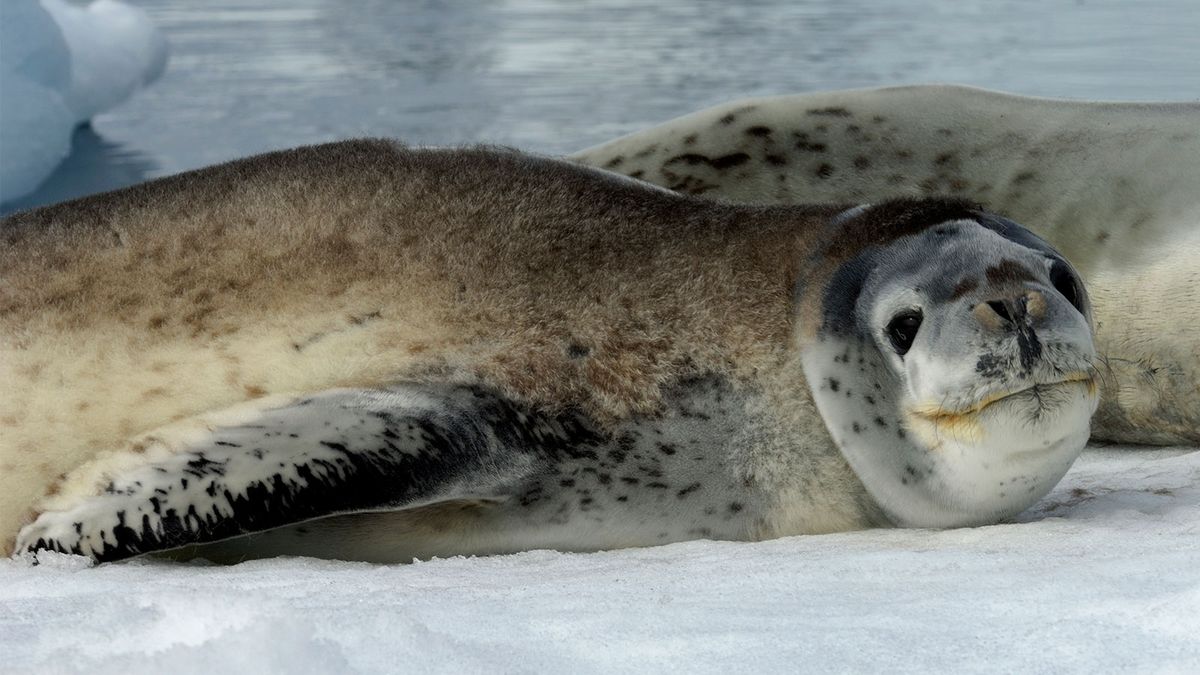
[889, 376, 1097, 528]
[905, 374, 1097, 446]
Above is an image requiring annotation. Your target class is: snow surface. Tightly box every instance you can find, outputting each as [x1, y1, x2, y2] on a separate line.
[0, 0, 166, 202]
[3, 445, 1199, 674]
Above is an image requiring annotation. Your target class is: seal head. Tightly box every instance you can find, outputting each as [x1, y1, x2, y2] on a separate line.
[800, 199, 1097, 528]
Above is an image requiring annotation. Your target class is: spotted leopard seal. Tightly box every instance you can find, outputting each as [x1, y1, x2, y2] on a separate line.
[572, 83, 1200, 445]
[2, 141, 1096, 562]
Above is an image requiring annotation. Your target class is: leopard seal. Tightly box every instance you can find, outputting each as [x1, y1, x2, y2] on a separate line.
[572, 84, 1200, 446]
[2, 141, 1096, 563]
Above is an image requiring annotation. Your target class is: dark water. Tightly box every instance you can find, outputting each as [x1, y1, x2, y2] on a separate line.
[6, 0, 1199, 213]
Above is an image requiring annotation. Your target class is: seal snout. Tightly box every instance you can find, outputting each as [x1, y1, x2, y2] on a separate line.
[971, 289, 1047, 330]
[972, 289, 1049, 371]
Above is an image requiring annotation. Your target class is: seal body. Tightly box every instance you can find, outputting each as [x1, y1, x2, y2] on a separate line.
[2, 142, 1096, 562]
[573, 84, 1200, 445]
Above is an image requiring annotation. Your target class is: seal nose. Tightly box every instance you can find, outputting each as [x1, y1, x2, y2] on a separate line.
[972, 289, 1047, 331]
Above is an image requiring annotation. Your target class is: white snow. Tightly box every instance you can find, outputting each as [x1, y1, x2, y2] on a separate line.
[0, 0, 167, 203]
[3, 445, 1199, 673]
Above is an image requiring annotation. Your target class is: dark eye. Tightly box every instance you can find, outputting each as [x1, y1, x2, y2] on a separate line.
[886, 310, 923, 356]
[1049, 260, 1084, 312]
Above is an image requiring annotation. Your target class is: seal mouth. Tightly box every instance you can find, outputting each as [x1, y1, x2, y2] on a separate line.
[908, 372, 1097, 425]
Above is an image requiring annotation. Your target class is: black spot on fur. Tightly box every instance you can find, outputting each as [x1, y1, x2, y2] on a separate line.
[795, 140, 827, 153]
[347, 311, 382, 326]
[745, 126, 772, 137]
[616, 433, 637, 455]
[664, 152, 750, 171]
[711, 153, 751, 169]
[639, 465, 664, 479]
[807, 107, 852, 117]
[520, 487, 544, 507]
[976, 353, 1006, 379]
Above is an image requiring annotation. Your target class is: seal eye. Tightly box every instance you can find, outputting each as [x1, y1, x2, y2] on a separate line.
[886, 310, 923, 356]
[1049, 261, 1084, 312]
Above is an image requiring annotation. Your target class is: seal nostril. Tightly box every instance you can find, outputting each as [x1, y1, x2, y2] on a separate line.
[986, 300, 1012, 322]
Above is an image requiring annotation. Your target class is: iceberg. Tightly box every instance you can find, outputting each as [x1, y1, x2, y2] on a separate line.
[0, 0, 167, 203]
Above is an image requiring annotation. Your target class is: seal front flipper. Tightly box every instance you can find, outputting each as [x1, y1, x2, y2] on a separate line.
[16, 384, 601, 563]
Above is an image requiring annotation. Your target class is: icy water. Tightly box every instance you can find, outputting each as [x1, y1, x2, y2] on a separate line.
[5, 0, 1199, 212]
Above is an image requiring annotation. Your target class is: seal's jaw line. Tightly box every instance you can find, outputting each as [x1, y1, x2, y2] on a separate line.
[908, 373, 1097, 424]
[901, 376, 1098, 457]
